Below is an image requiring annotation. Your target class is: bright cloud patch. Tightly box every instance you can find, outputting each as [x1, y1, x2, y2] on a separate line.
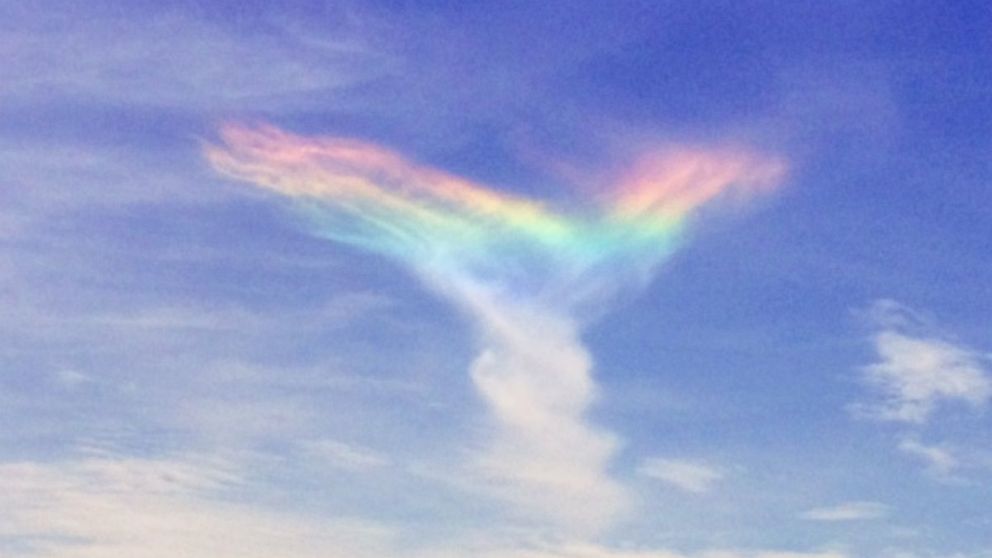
[858, 300, 992, 424]
[800, 501, 889, 522]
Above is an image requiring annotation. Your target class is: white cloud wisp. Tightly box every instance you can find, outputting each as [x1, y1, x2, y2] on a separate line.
[636, 458, 725, 494]
[800, 501, 889, 522]
[858, 300, 991, 424]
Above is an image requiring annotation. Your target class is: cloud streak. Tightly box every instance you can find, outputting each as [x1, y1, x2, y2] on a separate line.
[897, 437, 959, 479]
[637, 458, 725, 494]
[800, 501, 889, 522]
[205, 123, 783, 533]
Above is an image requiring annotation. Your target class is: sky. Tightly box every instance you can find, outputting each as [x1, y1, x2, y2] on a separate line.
[1, 1, 991, 557]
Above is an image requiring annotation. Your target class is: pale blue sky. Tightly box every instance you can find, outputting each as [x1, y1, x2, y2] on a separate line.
[1, 2, 991, 557]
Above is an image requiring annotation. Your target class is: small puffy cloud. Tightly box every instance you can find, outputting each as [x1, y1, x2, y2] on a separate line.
[857, 300, 992, 424]
[637, 458, 724, 494]
[800, 501, 889, 522]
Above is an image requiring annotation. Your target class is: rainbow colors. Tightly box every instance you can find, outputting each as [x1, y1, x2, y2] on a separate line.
[206, 124, 784, 294]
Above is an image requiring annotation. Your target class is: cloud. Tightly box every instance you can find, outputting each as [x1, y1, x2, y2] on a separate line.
[0, 451, 849, 558]
[897, 437, 959, 479]
[800, 501, 889, 522]
[701, 553, 847, 558]
[419, 540, 849, 558]
[856, 300, 992, 424]
[0, 446, 855, 558]
[637, 458, 725, 494]
[0, 278, 418, 458]
[0, 5, 383, 112]
[204, 123, 784, 296]
[54, 369, 94, 389]
[301, 439, 391, 472]
[464, 299, 627, 532]
[0, 453, 393, 558]
[205, 123, 783, 534]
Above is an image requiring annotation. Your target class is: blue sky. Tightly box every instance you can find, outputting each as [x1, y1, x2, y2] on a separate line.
[2, 1, 991, 557]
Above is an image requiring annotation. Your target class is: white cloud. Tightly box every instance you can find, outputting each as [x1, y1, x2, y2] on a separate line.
[897, 437, 959, 478]
[800, 501, 889, 522]
[463, 292, 628, 534]
[0, 454, 854, 558]
[0, 454, 393, 558]
[637, 458, 725, 494]
[857, 300, 992, 424]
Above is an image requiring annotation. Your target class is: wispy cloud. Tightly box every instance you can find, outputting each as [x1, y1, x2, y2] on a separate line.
[0, 5, 383, 112]
[800, 501, 889, 522]
[0, 451, 847, 558]
[0, 281, 419, 456]
[897, 437, 959, 479]
[856, 300, 991, 424]
[637, 458, 725, 494]
[54, 369, 94, 389]
[205, 123, 783, 534]
[301, 439, 391, 472]
[419, 540, 849, 558]
[852, 300, 991, 483]
[0, 452, 392, 558]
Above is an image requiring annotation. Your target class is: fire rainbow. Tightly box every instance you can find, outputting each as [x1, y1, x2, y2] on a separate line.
[205, 123, 784, 298]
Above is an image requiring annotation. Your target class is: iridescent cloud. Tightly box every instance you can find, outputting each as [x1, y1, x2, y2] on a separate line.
[205, 123, 785, 533]
[205, 123, 784, 301]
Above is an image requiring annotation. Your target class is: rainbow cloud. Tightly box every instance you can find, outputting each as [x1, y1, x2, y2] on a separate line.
[206, 124, 782, 300]
[206, 123, 784, 533]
